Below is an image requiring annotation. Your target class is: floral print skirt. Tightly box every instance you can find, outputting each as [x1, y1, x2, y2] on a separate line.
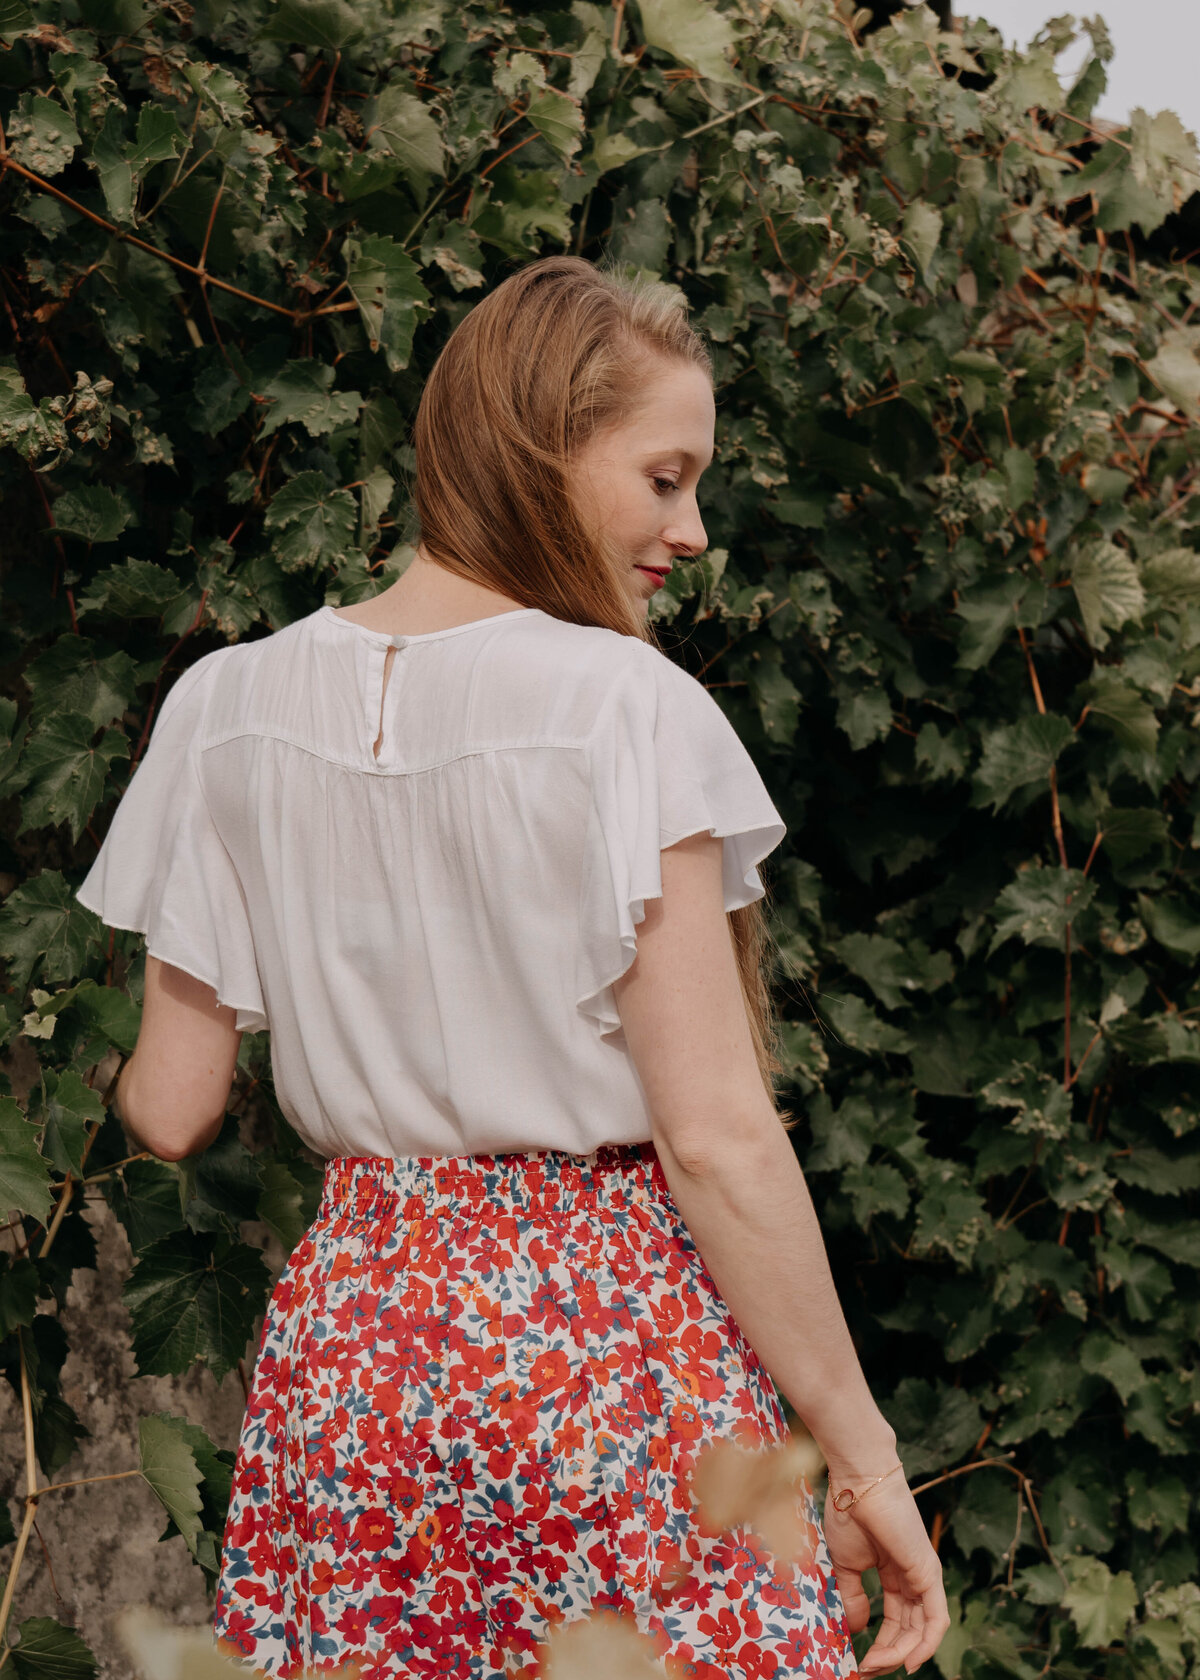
[212, 1142, 858, 1679]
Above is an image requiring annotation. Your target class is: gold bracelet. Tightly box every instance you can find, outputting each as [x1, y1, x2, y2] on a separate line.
[830, 1461, 905, 1512]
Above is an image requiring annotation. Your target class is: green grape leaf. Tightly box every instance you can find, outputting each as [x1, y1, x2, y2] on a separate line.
[263, 471, 358, 571]
[1062, 1558, 1139, 1648]
[363, 84, 443, 194]
[255, 0, 364, 47]
[30, 1070, 105, 1178]
[7, 93, 81, 177]
[257, 1158, 309, 1254]
[0, 1099, 54, 1224]
[138, 1412, 205, 1555]
[1070, 539, 1146, 648]
[989, 866, 1097, 955]
[972, 714, 1076, 812]
[637, 0, 745, 85]
[17, 713, 130, 843]
[257, 361, 364, 441]
[123, 1232, 270, 1381]
[75, 560, 186, 621]
[0, 1253, 41, 1338]
[49, 485, 133, 545]
[108, 1159, 188, 1254]
[8, 1618, 97, 1680]
[343, 235, 431, 369]
[526, 88, 584, 161]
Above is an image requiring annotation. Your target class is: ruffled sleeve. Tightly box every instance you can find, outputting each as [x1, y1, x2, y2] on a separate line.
[75, 650, 268, 1035]
[576, 641, 787, 1039]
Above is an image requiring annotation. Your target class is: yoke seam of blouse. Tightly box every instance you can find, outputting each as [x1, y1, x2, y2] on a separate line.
[197, 728, 589, 776]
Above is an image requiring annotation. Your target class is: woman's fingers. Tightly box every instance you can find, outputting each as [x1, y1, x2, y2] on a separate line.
[860, 1599, 921, 1675]
[902, 1580, 953, 1673]
[832, 1561, 873, 1634]
[851, 1568, 954, 1676]
[863, 1588, 952, 1676]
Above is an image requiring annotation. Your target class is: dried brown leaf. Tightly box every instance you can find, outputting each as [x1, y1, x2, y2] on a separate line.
[534, 1608, 666, 1679]
[114, 1607, 363, 1680]
[143, 55, 188, 100]
[689, 1428, 825, 1570]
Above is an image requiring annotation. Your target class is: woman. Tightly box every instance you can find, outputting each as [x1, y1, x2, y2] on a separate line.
[77, 256, 947, 1678]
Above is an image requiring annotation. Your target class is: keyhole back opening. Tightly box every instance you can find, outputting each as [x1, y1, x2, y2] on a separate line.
[373, 645, 398, 762]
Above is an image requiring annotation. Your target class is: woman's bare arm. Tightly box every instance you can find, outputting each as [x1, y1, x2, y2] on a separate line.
[116, 955, 241, 1160]
[615, 833, 949, 1672]
[613, 830, 895, 1475]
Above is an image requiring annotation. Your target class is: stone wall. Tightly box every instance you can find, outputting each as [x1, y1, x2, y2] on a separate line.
[1, 1036, 280, 1680]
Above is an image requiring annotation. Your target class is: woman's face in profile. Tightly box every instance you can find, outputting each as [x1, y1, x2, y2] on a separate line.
[572, 358, 716, 612]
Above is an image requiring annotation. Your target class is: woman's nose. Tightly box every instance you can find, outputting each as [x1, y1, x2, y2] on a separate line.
[667, 503, 707, 558]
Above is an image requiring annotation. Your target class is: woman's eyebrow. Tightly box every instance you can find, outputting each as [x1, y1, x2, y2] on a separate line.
[641, 448, 712, 466]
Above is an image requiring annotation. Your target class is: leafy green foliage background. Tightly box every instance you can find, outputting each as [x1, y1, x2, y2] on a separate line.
[1, 0, 1199, 1673]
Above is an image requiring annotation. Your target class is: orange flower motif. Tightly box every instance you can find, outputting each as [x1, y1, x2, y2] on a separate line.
[328, 1250, 363, 1284]
[669, 1399, 706, 1441]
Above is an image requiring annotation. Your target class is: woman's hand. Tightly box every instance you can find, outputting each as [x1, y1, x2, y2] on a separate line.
[821, 1464, 950, 1676]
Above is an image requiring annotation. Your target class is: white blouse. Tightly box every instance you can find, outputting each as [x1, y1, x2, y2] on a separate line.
[76, 603, 787, 1160]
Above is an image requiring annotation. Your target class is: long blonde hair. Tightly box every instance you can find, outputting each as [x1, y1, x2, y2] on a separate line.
[412, 254, 795, 1130]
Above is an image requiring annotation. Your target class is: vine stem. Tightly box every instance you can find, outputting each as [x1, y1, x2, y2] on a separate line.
[1017, 625, 1074, 1085]
[27, 1468, 146, 1499]
[38, 1173, 74, 1259]
[0, 154, 302, 320]
[0, 1340, 41, 1652]
[906, 1456, 1066, 1585]
[3, 1125, 147, 1650]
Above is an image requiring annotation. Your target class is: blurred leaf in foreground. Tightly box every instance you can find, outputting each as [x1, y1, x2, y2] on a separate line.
[689, 1426, 825, 1572]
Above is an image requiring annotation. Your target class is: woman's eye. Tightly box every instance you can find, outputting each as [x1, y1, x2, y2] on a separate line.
[651, 477, 678, 495]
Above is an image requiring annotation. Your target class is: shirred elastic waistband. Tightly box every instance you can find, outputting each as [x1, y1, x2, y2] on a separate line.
[317, 1141, 664, 1221]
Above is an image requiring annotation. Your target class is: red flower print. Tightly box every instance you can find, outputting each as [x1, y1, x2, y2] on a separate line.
[213, 1152, 858, 1680]
[350, 1508, 395, 1552]
[666, 1656, 726, 1680]
[428, 1574, 468, 1616]
[781, 1625, 815, 1664]
[334, 1603, 374, 1642]
[679, 1325, 723, 1364]
[488, 1382, 539, 1440]
[761, 1576, 804, 1609]
[217, 1610, 256, 1656]
[529, 1546, 574, 1585]
[526, 1280, 569, 1331]
[341, 1457, 375, 1496]
[487, 1443, 518, 1480]
[377, 1547, 428, 1591]
[697, 1606, 742, 1652]
[471, 1550, 515, 1589]
[658, 1294, 685, 1332]
[669, 1399, 705, 1440]
[537, 1513, 576, 1550]
[737, 1642, 777, 1679]
[381, 1475, 420, 1525]
[528, 1348, 570, 1395]
[239, 1455, 270, 1493]
[327, 1249, 362, 1285]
